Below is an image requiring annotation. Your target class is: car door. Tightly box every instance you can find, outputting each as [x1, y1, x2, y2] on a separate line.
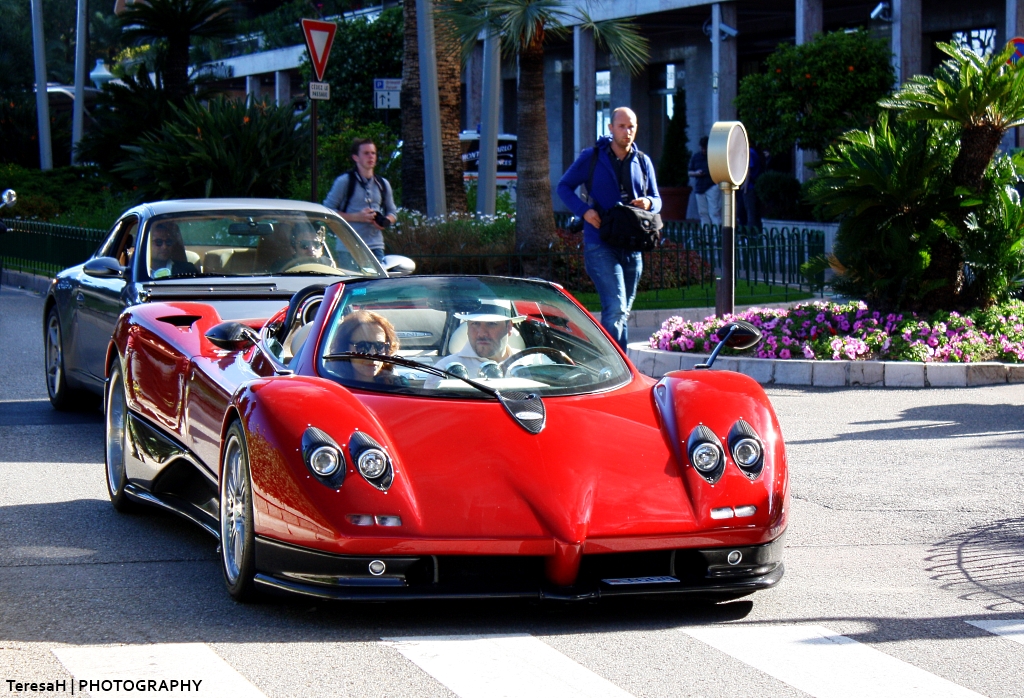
[77, 215, 139, 385]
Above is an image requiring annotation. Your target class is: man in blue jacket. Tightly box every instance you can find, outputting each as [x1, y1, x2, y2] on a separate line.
[557, 107, 661, 349]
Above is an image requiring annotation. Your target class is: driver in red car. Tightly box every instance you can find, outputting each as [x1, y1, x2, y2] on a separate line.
[427, 301, 528, 384]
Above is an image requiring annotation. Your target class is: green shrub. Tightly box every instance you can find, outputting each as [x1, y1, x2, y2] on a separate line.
[464, 180, 515, 216]
[0, 163, 130, 227]
[0, 92, 73, 169]
[115, 96, 308, 200]
[316, 124, 402, 203]
[755, 171, 808, 219]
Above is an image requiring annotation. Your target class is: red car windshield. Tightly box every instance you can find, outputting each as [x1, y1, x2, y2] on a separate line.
[316, 276, 632, 398]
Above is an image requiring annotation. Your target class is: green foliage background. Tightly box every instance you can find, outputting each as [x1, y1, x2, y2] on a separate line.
[736, 29, 894, 156]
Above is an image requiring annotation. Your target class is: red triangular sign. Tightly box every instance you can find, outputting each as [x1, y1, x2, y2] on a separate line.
[302, 19, 337, 82]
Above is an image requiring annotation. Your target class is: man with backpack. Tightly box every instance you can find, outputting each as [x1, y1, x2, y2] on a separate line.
[323, 138, 397, 262]
[557, 107, 662, 349]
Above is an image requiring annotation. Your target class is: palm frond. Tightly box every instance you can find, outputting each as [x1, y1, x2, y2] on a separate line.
[576, 10, 649, 75]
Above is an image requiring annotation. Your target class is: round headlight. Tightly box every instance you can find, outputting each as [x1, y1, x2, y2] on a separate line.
[732, 438, 761, 467]
[309, 446, 341, 476]
[691, 443, 720, 472]
[358, 449, 388, 479]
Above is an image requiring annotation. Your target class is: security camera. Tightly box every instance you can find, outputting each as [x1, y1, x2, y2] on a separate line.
[870, 2, 891, 22]
[702, 18, 739, 40]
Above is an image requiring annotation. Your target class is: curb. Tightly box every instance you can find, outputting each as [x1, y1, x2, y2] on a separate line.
[1, 269, 52, 295]
[626, 343, 1024, 388]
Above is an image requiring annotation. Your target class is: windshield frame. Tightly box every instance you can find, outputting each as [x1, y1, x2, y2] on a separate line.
[313, 276, 634, 399]
[139, 209, 386, 282]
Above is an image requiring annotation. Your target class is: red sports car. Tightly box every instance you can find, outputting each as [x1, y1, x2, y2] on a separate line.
[105, 275, 788, 601]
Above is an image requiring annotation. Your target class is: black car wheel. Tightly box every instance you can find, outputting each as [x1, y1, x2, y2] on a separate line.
[104, 361, 137, 513]
[220, 420, 258, 601]
[44, 306, 84, 410]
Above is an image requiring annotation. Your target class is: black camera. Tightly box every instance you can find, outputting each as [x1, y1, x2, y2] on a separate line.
[566, 216, 584, 234]
[373, 211, 391, 228]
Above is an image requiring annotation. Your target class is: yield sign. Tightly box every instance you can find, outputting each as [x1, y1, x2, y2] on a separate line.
[301, 19, 337, 82]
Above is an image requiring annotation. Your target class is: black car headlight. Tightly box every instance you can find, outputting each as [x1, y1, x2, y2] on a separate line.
[349, 431, 394, 491]
[302, 427, 345, 488]
[728, 420, 765, 479]
[686, 425, 725, 484]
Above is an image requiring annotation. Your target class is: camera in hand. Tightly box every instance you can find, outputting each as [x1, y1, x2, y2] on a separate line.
[566, 216, 584, 234]
[373, 211, 391, 229]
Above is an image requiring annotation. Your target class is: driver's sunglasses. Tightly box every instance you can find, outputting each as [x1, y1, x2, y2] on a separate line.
[350, 340, 390, 354]
[152, 238, 173, 247]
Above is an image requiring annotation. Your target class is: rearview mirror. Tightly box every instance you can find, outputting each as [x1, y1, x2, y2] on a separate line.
[205, 321, 259, 351]
[228, 222, 274, 236]
[723, 320, 762, 350]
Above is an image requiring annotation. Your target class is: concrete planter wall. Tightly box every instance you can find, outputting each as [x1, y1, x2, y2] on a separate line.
[626, 343, 1024, 388]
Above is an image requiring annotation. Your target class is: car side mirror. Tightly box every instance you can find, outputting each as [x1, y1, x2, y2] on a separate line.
[205, 321, 259, 351]
[382, 254, 415, 277]
[83, 256, 126, 279]
[696, 320, 762, 369]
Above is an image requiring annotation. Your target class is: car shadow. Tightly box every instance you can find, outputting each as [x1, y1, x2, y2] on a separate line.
[787, 402, 1024, 449]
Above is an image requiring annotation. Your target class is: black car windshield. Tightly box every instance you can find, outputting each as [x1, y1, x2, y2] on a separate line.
[142, 210, 383, 280]
[315, 276, 632, 398]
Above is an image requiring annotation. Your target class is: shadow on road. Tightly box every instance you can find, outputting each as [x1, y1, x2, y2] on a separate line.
[926, 516, 1024, 613]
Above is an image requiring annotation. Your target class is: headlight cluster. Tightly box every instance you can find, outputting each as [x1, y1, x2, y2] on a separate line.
[686, 420, 765, 483]
[301, 427, 346, 488]
[349, 431, 394, 491]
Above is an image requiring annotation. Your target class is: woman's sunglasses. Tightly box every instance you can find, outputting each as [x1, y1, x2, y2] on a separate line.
[350, 341, 390, 354]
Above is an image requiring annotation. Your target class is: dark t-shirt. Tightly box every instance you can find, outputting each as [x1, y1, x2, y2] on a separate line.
[611, 151, 635, 203]
[689, 150, 714, 194]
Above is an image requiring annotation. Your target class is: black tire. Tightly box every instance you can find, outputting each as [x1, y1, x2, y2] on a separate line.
[44, 305, 86, 410]
[220, 420, 259, 602]
[104, 362, 138, 513]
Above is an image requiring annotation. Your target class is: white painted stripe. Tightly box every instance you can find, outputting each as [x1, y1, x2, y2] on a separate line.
[683, 624, 985, 698]
[382, 634, 635, 698]
[967, 619, 1024, 647]
[52, 643, 266, 697]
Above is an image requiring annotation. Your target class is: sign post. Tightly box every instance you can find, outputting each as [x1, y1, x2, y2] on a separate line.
[302, 18, 337, 202]
[707, 121, 750, 318]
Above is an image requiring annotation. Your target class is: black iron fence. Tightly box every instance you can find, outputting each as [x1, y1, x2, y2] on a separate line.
[0, 218, 106, 277]
[1, 215, 825, 306]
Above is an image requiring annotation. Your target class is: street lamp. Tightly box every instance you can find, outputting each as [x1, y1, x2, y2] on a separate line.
[707, 120, 750, 318]
[89, 60, 115, 89]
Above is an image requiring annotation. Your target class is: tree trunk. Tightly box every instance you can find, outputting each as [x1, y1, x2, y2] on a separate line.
[514, 38, 556, 254]
[952, 124, 1004, 190]
[435, 13, 468, 213]
[164, 35, 191, 103]
[401, 0, 426, 213]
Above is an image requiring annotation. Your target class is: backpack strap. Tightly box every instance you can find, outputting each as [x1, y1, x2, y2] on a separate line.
[584, 146, 601, 214]
[339, 169, 359, 212]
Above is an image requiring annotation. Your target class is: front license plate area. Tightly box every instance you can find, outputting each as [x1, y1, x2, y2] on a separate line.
[601, 576, 679, 586]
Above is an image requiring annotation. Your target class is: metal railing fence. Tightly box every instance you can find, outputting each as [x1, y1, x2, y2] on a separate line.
[1, 215, 825, 305]
[0, 219, 106, 277]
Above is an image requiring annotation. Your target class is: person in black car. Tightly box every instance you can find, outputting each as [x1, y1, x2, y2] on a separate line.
[148, 221, 198, 278]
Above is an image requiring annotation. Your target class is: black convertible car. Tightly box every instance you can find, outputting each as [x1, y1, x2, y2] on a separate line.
[43, 198, 412, 409]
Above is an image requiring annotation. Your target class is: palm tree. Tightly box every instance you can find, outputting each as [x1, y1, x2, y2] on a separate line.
[119, 0, 236, 103]
[881, 41, 1024, 309]
[882, 41, 1024, 192]
[443, 0, 648, 253]
[401, 0, 468, 214]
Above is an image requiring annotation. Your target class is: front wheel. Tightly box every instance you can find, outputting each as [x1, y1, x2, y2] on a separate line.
[104, 362, 138, 513]
[45, 306, 85, 410]
[220, 420, 258, 601]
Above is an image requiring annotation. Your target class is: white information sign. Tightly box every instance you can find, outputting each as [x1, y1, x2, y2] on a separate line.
[374, 90, 400, 109]
[373, 78, 402, 91]
[309, 82, 330, 101]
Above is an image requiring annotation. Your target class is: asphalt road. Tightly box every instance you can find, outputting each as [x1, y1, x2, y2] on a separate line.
[2, 284, 1024, 698]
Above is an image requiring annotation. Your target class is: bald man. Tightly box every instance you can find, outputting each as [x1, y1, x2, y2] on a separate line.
[557, 106, 661, 349]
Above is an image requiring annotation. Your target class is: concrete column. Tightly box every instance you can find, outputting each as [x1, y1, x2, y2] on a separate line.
[892, 0, 922, 86]
[477, 29, 500, 215]
[1007, 0, 1024, 46]
[30, 0, 52, 170]
[246, 75, 261, 102]
[573, 26, 596, 157]
[71, 0, 87, 165]
[795, 0, 822, 182]
[711, 3, 721, 123]
[685, 42, 711, 154]
[416, 0, 446, 217]
[274, 71, 290, 106]
[718, 2, 738, 122]
[466, 43, 483, 132]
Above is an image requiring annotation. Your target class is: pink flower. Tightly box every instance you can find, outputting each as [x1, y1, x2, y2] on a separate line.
[779, 348, 791, 359]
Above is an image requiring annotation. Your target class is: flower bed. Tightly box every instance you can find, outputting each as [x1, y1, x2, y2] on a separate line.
[650, 300, 1024, 363]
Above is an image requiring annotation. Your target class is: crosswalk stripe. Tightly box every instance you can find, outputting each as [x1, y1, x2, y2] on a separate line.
[966, 619, 1024, 647]
[682, 624, 986, 698]
[381, 634, 636, 698]
[52, 643, 267, 697]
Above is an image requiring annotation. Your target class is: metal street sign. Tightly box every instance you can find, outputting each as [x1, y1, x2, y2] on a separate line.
[302, 19, 337, 82]
[1009, 37, 1024, 64]
[373, 78, 402, 91]
[374, 90, 399, 109]
[309, 82, 330, 101]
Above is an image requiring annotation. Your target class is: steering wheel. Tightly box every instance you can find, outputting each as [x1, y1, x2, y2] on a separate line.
[498, 347, 575, 375]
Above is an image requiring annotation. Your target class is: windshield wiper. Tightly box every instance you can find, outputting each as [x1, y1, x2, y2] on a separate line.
[322, 352, 545, 434]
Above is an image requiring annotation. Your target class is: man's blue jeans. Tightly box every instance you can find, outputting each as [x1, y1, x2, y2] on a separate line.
[584, 242, 642, 349]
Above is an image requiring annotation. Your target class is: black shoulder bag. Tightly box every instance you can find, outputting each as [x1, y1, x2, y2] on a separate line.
[585, 148, 662, 252]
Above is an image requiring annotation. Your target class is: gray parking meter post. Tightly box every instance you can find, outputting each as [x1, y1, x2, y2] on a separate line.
[707, 121, 749, 318]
